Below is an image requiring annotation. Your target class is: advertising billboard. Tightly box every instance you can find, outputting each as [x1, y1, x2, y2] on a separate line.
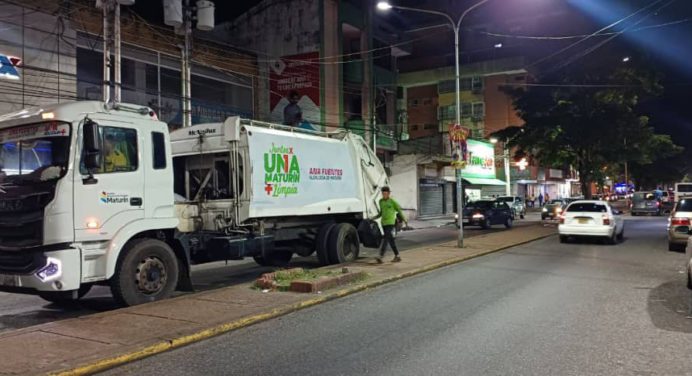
[269, 52, 321, 129]
[462, 139, 496, 179]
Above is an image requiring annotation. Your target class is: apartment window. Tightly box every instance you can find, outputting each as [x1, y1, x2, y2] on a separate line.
[410, 125, 419, 131]
[424, 124, 437, 130]
[472, 102, 485, 118]
[422, 98, 433, 106]
[408, 99, 419, 108]
[438, 80, 455, 94]
[471, 76, 483, 92]
[461, 103, 472, 117]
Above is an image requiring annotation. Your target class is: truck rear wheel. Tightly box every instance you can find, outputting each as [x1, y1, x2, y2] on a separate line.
[316, 223, 336, 266]
[111, 239, 179, 307]
[327, 223, 359, 264]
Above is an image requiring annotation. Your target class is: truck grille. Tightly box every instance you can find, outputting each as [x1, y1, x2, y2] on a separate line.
[0, 192, 52, 249]
[0, 250, 46, 274]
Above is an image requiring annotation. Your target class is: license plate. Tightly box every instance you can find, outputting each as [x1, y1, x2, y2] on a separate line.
[578, 218, 589, 224]
[0, 273, 18, 287]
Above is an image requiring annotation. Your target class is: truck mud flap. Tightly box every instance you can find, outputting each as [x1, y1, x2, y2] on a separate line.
[358, 219, 382, 248]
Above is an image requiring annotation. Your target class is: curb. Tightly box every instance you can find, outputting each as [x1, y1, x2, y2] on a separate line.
[52, 230, 555, 376]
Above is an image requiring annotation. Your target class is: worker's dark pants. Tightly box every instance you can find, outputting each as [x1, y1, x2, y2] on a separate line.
[379, 225, 399, 257]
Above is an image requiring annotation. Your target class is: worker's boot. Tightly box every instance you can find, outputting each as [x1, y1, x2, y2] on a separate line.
[392, 256, 402, 263]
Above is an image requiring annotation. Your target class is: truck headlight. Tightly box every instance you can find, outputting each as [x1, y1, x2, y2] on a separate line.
[35, 257, 62, 282]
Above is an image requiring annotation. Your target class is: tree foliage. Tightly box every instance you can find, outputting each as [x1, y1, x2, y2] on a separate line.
[493, 64, 682, 198]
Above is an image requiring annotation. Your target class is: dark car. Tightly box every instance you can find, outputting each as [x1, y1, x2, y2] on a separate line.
[461, 200, 514, 229]
[542, 199, 568, 220]
[631, 191, 662, 216]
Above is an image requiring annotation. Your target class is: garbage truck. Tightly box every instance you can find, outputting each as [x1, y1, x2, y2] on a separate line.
[0, 101, 387, 306]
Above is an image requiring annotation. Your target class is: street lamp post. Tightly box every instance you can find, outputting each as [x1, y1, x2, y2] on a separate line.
[377, 0, 490, 248]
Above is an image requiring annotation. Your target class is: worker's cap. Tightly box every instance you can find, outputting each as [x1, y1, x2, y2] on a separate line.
[381, 186, 391, 192]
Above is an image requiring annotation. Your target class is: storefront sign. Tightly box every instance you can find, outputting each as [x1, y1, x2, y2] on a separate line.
[462, 139, 495, 179]
[270, 52, 321, 127]
[0, 54, 21, 80]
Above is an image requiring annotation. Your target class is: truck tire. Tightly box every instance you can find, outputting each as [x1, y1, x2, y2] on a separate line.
[316, 223, 336, 266]
[357, 219, 382, 248]
[327, 223, 360, 264]
[253, 252, 293, 267]
[39, 284, 92, 306]
[111, 239, 179, 307]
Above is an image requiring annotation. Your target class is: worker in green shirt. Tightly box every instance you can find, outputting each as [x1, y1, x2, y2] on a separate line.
[374, 186, 407, 263]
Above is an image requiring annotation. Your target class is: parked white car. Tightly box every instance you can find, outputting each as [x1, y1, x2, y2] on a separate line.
[558, 200, 625, 244]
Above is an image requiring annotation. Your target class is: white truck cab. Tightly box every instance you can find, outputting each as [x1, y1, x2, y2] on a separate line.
[0, 101, 387, 306]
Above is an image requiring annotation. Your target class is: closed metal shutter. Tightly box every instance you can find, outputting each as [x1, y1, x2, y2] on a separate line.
[419, 184, 444, 217]
[445, 183, 455, 214]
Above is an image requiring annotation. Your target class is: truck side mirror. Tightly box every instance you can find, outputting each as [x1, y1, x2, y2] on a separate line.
[83, 119, 100, 170]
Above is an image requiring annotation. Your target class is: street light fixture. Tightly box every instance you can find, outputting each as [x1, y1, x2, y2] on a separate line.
[376, 1, 393, 10]
[377, 0, 491, 248]
[489, 137, 499, 144]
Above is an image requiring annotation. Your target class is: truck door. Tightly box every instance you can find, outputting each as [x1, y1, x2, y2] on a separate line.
[74, 121, 145, 241]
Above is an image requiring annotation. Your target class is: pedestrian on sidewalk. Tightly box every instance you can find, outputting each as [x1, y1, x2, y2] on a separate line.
[374, 186, 407, 264]
[538, 193, 544, 207]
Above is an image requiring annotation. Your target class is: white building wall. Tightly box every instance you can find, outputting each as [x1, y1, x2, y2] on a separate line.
[0, 4, 76, 114]
[389, 154, 421, 218]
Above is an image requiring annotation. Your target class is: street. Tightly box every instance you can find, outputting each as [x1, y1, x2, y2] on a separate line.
[0, 217, 537, 333]
[104, 217, 692, 376]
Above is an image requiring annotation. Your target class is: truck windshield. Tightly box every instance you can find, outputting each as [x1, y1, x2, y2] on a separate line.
[0, 121, 70, 183]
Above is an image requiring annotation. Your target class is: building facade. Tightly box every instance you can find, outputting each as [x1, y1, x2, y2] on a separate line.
[0, 1, 257, 127]
[216, 0, 405, 160]
[391, 57, 573, 218]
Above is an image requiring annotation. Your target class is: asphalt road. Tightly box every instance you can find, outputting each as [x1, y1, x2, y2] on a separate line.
[0, 216, 538, 333]
[105, 217, 692, 376]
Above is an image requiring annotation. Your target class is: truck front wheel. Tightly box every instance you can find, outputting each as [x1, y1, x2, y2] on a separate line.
[327, 223, 360, 264]
[111, 239, 179, 307]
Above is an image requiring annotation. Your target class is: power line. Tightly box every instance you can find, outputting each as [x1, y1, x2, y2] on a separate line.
[476, 17, 692, 41]
[526, 0, 667, 69]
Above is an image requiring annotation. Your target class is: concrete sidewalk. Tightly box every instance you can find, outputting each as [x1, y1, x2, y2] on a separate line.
[0, 225, 555, 376]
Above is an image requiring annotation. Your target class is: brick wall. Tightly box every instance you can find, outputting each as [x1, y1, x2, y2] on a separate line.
[406, 85, 438, 139]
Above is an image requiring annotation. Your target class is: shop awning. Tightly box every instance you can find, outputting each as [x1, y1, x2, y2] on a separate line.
[463, 177, 507, 186]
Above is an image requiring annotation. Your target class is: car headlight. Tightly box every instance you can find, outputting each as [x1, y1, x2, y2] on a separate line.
[542, 208, 548, 212]
[556, 207, 562, 213]
[454, 214, 459, 220]
[472, 213, 485, 219]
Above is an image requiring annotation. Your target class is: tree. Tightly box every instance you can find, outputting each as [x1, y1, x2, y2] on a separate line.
[493, 64, 681, 198]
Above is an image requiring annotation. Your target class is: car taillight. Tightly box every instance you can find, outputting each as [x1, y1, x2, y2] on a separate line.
[671, 218, 691, 226]
[656, 201, 661, 207]
[602, 215, 611, 225]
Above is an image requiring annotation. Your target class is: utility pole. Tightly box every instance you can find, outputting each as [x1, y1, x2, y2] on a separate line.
[99, 0, 132, 104]
[101, 1, 111, 103]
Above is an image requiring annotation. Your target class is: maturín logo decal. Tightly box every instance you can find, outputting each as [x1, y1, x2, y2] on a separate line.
[100, 191, 129, 204]
[263, 143, 300, 197]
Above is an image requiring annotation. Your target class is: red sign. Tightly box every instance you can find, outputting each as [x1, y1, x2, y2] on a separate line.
[270, 52, 320, 124]
[449, 124, 469, 169]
